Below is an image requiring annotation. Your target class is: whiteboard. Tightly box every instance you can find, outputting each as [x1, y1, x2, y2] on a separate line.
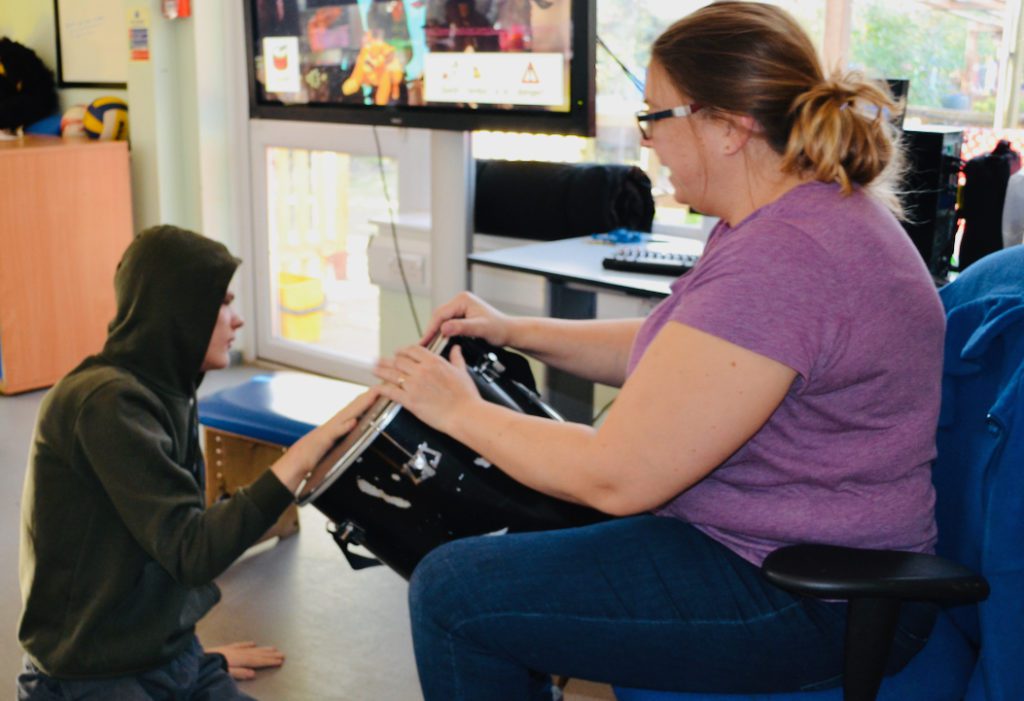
[54, 0, 128, 87]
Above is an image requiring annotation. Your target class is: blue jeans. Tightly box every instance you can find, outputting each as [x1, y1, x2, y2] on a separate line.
[16, 637, 255, 701]
[409, 515, 936, 700]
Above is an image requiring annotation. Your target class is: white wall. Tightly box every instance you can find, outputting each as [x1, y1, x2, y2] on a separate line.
[2, 0, 248, 350]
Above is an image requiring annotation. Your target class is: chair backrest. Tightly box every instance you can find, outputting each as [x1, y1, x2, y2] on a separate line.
[934, 246, 1024, 700]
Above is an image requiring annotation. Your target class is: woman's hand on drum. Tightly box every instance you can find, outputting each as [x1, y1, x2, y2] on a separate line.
[375, 344, 480, 435]
[420, 292, 513, 348]
[270, 388, 380, 492]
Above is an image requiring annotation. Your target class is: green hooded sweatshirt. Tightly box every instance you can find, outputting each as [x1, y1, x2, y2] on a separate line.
[18, 225, 294, 678]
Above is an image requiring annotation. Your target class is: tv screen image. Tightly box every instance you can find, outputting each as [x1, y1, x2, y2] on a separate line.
[246, 0, 595, 135]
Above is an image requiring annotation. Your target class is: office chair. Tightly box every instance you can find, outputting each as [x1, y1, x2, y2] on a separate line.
[616, 246, 1024, 701]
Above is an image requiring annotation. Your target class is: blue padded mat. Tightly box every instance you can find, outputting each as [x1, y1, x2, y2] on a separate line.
[199, 372, 367, 446]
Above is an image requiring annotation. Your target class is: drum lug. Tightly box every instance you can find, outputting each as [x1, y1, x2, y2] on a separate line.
[326, 520, 382, 570]
[479, 352, 506, 382]
[402, 442, 442, 484]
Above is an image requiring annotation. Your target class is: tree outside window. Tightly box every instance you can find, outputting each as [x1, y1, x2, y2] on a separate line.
[849, 0, 1008, 128]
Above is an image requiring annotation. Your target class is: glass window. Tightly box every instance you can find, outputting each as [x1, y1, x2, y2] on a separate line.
[265, 147, 399, 365]
[849, 0, 1008, 128]
[473, 0, 823, 229]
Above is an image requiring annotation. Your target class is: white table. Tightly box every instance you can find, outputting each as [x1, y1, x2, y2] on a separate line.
[469, 235, 704, 422]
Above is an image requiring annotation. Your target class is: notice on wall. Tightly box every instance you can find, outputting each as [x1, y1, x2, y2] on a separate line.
[128, 8, 151, 62]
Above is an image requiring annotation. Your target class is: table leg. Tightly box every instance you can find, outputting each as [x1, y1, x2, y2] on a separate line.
[545, 281, 596, 424]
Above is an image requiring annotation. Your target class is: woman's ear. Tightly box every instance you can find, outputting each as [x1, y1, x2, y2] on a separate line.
[719, 114, 758, 156]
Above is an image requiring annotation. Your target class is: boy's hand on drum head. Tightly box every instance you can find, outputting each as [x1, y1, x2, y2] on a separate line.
[376, 344, 480, 435]
[323, 388, 379, 441]
[420, 292, 511, 348]
[271, 388, 379, 491]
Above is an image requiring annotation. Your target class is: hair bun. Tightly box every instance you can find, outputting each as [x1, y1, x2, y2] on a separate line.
[784, 72, 901, 201]
[802, 75, 896, 122]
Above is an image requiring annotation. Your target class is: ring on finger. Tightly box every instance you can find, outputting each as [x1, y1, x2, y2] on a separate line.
[397, 375, 406, 388]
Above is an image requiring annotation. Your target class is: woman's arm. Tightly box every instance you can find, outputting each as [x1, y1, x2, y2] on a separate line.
[378, 321, 797, 515]
[420, 291, 643, 387]
[505, 316, 643, 388]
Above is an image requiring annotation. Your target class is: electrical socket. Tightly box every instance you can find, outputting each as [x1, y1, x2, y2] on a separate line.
[389, 253, 425, 285]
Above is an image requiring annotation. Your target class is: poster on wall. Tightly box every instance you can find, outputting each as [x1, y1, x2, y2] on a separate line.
[54, 0, 129, 87]
[128, 8, 150, 62]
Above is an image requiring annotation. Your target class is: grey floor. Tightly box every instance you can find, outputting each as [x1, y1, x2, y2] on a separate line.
[1, 364, 614, 701]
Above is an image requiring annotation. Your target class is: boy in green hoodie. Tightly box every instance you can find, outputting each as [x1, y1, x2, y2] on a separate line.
[17, 225, 375, 700]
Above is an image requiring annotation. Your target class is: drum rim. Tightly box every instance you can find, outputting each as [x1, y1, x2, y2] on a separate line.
[294, 334, 448, 505]
[295, 396, 403, 505]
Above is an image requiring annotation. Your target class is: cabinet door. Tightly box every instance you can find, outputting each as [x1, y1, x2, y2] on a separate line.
[0, 139, 132, 394]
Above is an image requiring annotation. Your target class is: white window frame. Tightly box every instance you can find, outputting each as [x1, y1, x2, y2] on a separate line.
[248, 119, 430, 384]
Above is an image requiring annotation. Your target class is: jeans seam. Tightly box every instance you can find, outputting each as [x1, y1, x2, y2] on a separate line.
[894, 622, 930, 643]
[449, 599, 805, 635]
[447, 627, 462, 701]
[799, 671, 844, 692]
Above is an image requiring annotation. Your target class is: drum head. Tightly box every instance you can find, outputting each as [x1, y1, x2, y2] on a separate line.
[295, 335, 449, 504]
[295, 395, 400, 504]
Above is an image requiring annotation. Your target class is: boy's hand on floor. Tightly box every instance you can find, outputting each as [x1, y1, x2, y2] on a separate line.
[207, 641, 285, 680]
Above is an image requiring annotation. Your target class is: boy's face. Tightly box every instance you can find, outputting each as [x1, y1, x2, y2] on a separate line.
[201, 292, 244, 371]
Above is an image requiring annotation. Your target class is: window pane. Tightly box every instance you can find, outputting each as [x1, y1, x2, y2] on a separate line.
[849, 0, 1007, 128]
[265, 147, 398, 363]
[473, 0, 826, 228]
[961, 126, 1024, 161]
[766, 1, 826, 51]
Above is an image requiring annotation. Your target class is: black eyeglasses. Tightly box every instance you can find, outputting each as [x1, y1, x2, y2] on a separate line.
[635, 103, 703, 140]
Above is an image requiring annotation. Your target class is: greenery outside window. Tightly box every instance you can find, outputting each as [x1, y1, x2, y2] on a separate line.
[472, 0, 1024, 228]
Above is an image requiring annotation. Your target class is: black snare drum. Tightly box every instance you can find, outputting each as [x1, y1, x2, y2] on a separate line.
[296, 336, 607, 580]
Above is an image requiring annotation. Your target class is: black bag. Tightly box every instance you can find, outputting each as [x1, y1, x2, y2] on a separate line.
[475, 159, 655, 240]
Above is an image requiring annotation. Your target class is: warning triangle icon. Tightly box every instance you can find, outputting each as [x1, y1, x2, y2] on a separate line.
[522, 63, 540, 84]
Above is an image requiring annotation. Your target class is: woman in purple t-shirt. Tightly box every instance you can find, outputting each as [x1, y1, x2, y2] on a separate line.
[375, 3, 944, 698]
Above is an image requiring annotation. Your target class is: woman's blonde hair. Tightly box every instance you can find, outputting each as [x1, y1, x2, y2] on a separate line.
[651, 1, 905, 215]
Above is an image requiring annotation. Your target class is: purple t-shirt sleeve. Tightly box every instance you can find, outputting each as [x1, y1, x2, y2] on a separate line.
[669, 221, 839, 383]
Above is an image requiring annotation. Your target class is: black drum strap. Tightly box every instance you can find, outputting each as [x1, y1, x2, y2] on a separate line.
[326, 520, 382, 570]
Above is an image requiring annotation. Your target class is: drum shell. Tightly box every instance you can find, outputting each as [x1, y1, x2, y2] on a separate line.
[310, 406, 605, 580]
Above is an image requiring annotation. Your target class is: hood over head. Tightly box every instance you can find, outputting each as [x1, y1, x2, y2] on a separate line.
[100, 225, 240, 397]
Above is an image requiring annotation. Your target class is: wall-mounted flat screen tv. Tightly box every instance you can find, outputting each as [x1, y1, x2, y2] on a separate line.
[245, 0, 595, 135]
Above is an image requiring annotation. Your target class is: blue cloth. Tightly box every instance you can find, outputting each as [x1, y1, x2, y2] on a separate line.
[408, 516, 934, 700]
[16, 636, 254, 701]
[936, 246, 1024, 701]
[23, 112, 61, 136]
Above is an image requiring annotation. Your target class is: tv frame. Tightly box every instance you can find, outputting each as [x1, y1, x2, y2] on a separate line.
[243, 0, 596, 136]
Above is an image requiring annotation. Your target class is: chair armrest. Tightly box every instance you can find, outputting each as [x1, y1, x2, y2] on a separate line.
[762, 544, 989, 604]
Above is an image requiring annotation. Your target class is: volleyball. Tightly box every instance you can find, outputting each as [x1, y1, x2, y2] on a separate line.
[82, 97, 129, 141]
[60, 105, 87, 137]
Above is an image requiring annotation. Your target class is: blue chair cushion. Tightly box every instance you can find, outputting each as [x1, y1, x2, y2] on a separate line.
[614, 612, 974, 701]
[198, 372, 367, 446]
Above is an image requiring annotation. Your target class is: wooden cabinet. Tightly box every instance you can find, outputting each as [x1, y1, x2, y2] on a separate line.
[0, 136, 132, 394]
